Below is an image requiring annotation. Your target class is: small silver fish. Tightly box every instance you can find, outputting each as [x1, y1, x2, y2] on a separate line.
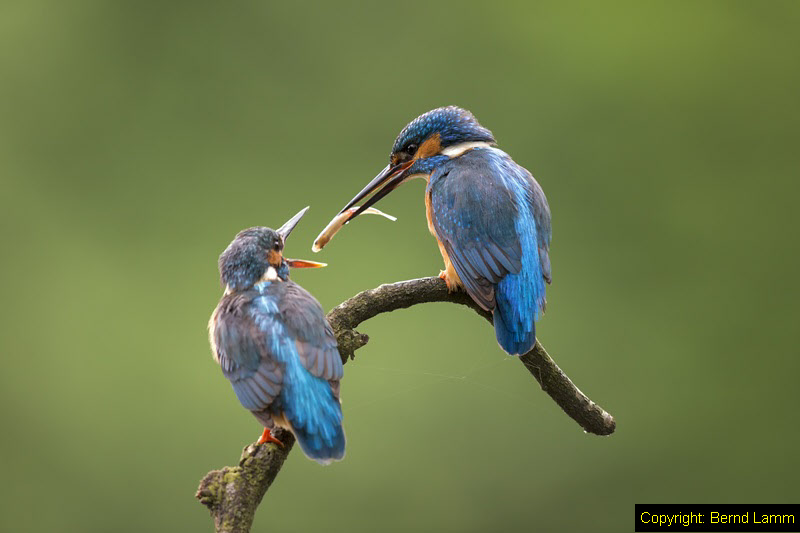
[312, 207, 397, 252]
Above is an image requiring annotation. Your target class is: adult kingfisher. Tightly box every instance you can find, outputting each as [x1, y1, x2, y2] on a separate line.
[337, 106, 552, 355]
[208, 207, 346, 464]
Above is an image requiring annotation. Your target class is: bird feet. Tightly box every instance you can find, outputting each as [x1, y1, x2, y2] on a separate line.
[257, 428, 285, 447]
[438, 269, 459, 292]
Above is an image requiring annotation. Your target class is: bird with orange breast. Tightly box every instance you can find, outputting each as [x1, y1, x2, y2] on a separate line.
[331, 107, 552, 355]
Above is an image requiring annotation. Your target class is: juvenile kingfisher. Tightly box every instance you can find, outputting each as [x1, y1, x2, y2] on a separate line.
[338, 106, 552, 355]
[209, 207, 346, 464]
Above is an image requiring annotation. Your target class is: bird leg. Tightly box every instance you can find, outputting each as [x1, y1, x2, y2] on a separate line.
[436, 247, 463, 292]
[438, 269, 459, 291]
[428, 193, 463, 293]
[257, 428, 285, 447]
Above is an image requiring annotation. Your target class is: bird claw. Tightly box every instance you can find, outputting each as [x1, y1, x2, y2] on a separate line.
[438, 270, 458, 292]
[257, 428, 285, 448]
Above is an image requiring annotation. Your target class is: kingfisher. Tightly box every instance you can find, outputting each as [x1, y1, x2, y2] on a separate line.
[337, 106, 552, 355]
[208, 207, 346, 464]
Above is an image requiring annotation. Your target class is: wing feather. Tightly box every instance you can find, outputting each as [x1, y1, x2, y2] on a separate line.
[211, 282, 343, 418]
[429, 151, 524, 310]
[212, 293, 283, 412]
[280, 283, 344, 382]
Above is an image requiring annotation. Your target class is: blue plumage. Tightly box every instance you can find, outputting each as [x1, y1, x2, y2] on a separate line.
[210, 213, 345, 464]
[392, 106, 494, 154]
[429, 147, 549, 354]
[494, 195, 544, 354]
[280, 350, 346, 460]
[337, 106, 552, 355]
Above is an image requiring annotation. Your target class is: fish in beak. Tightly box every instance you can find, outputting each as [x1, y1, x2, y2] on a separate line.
[312, 206, 396, 253]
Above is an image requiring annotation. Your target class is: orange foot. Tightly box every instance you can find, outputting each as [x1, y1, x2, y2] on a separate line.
[438, 269, 459, 292]
[257, 428, 285, 447]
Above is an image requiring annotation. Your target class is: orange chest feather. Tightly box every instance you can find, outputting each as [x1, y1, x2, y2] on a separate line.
[425, 189, 437, 236]
[425, 189, 463, 289]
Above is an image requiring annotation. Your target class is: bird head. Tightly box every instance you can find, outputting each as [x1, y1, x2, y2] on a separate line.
[218, 207, 326, 291]
[338, 106, 495, 219]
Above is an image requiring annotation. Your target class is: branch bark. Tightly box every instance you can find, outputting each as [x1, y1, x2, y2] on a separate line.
[196, 276, 615, 532]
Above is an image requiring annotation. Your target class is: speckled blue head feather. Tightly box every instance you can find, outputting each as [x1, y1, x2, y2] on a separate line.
[391, 106, 496, 155]
[218, 227, 283, 291]
[336, 106, 551, 356]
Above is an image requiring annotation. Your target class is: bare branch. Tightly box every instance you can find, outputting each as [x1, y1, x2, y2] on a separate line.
[196, 430, 295, 533]
[196, 276, 616, 532]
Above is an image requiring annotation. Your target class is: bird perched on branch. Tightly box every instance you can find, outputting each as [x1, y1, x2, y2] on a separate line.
[209, 207, 346, 464]
[336, 106, 552, 355]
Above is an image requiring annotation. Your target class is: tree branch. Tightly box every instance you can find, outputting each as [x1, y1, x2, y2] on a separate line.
[196, 277, 616, 532]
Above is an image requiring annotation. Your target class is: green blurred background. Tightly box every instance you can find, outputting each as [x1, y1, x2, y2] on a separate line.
[2, 1, 798, 531]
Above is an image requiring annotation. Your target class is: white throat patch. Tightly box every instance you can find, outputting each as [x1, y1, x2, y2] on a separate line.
[440, 141, 493, 158]
[264, 266, 279, 281]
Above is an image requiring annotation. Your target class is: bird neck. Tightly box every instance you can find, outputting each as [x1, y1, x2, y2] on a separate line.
[409, 154, 450, 179]
[414, 143, 494, 182]
[440, 141, 493, 158]
[224, 264, 290, 294]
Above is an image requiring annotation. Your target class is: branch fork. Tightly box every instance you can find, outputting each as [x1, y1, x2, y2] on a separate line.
[197, 276, 615, 533]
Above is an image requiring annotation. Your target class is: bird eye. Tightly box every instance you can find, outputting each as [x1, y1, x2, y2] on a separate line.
[406, 143, 418, 156]
[273, 242, 281, 251]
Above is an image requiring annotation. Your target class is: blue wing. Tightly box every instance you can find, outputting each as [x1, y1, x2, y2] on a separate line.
[272, 282, 345, 462]
[211, 283, 345, 462]
[278, 282, 343, 384]
[530, 168, 552, 284]
[211, 292, 284, 412]
[429, 147, 550, 354]
[429, 148, 528, 310]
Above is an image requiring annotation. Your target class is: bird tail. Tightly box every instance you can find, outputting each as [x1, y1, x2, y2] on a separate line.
[494, 267, 544, 355]
[282, 360, 346, 465]
[493, 299, 535, 355]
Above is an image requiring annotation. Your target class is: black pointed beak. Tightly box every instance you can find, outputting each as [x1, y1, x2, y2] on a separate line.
[276, 208, 327, 269]
[276, 206, 310, 241]
[338, 160, 414, 221]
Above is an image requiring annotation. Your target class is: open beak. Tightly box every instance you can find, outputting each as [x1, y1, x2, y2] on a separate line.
[285, 258, 327, 269]
[276, 208, 327, 268]
[338, 160, 414, 221]
[276, 206, 310, 241]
